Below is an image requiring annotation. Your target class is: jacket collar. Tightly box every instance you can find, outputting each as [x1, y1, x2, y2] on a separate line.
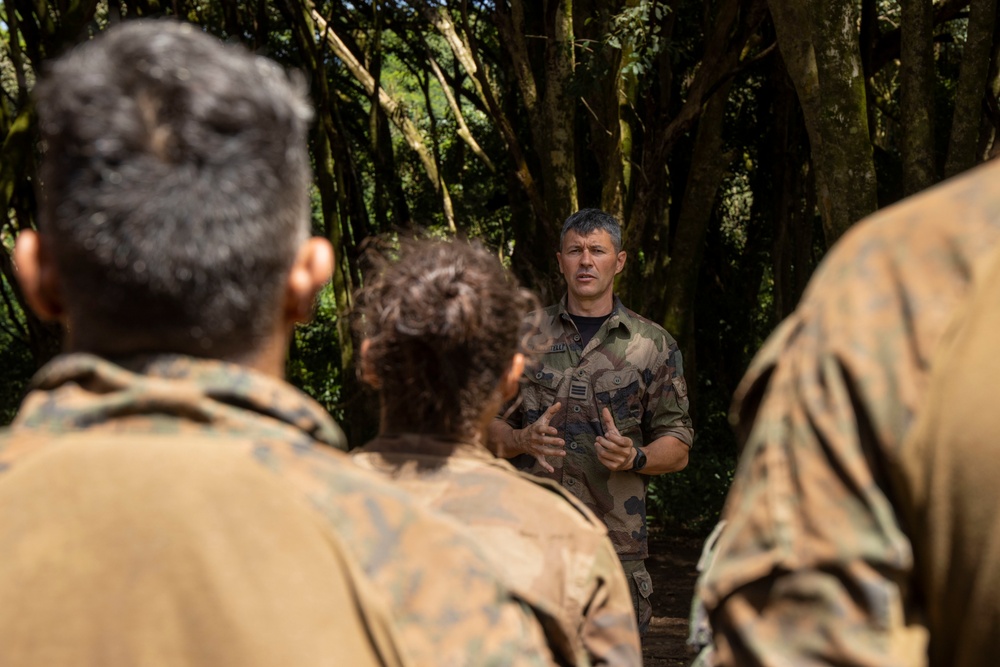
[14, 353, 347, 450]
[556, 294, 633, 334]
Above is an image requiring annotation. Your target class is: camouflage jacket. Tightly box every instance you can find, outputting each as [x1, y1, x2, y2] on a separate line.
[0, 354, 551, 667]
[696, 160, 1000, 667]
[353, 433, 643, 667]
[897, 243, 1000, 667]
[501, 296, 693, 560]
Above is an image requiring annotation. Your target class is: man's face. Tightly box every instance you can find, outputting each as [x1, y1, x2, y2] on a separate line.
[556, 229, 626, 305]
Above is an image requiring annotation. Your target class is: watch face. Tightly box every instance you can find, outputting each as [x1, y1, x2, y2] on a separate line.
[632, 448, 647, 471]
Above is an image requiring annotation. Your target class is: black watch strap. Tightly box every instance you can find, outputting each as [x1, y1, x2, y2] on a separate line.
[630, 446, 647, 472]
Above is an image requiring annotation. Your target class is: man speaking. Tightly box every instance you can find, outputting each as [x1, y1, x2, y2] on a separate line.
[488, 208, 695, 634]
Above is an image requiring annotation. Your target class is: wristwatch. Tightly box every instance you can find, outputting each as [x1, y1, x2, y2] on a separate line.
[629, 445, 647, 472]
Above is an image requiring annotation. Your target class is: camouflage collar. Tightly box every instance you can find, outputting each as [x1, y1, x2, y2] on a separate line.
[14, 353, 346, 449]
[362, 433, 498, 463]
[556, 294, 634, 334]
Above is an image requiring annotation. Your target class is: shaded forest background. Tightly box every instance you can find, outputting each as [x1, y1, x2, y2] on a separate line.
[3, 0, 999, 532]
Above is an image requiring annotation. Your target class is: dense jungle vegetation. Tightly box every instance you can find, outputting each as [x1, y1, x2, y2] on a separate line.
[3, 0, 999, 532]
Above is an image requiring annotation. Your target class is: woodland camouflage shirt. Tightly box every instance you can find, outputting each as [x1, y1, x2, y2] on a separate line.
[502, 296, 694, 560]
[0, 354, 551, 667]
[696, 160, 1000, 667]
[353, 433, 643, 667]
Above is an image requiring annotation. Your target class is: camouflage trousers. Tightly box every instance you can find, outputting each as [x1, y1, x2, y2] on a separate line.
[620, 558, 653, 635]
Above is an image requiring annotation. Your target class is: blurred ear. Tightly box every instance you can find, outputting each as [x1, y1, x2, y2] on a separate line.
[13, 230, 65, 322]
[615, 250, 627, 275]
[358, 338, 380, 389]
[500, 353, 526, 401]
[284, 237, 334, 326]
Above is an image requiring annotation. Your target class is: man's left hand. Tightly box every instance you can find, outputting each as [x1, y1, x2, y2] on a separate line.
[596, 407, 637, 471]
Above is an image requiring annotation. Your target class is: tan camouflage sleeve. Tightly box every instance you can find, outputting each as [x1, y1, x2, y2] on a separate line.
[695, 313, 926, 667]
[581, 537, 644, 666]
[693, 160, 1000, 667]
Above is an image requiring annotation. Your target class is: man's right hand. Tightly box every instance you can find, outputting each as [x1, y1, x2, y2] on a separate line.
[513, 402, 566, 473]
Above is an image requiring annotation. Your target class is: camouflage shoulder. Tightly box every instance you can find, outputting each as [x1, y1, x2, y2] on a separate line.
[541, 301, 563, 316]
[511, 469, 608, 531]
[256, 443, 553, 666]
[522, 304, 567, 356]
[798, 160, 1000, 307]
[526, 303, 562, 331]
[0, 425, 60, 475]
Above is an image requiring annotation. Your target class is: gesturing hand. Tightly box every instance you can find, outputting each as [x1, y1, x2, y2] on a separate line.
[596, 407, 636, 472]
[514, 402, 565, 473]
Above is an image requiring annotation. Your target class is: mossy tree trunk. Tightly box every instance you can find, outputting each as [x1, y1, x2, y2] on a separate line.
[769, 0, 878, 245]
[900, 0, 938, 194]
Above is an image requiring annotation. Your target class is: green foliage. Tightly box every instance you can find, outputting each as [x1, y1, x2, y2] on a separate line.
[647, 374, 736, 534]
[0, 274, 32, 426]
[286, 284, 345, 423]
[605, 1, 672, 77]
[0, 334, 32, 426]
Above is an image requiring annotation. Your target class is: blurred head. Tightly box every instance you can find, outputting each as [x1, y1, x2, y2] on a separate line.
[354, 238, 538, 438]
[21, 20, 324, 362]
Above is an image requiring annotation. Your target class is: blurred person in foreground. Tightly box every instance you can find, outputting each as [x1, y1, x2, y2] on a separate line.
[486, 209, 694, 634]
[351, 238, 643, 667]
[1, 20, 551, 667]
[693, 159, 1000, 666]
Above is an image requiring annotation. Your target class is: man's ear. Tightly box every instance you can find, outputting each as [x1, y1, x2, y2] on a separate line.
[615, 250, 627, 275]
[13, 230, 65, 322]
[284, 237, 334, 325]
[358, 338, 380, 389]
[501, 353, 526, 401]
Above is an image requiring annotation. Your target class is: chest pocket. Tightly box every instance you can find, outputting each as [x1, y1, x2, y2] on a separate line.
[521, 366, 562, 424]
[594, 369, 644, 441]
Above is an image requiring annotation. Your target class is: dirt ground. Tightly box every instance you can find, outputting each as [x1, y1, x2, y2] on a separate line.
[641, 530, 704, 667]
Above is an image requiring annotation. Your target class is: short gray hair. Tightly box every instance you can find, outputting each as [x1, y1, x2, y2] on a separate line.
[560, 209, 623, 252]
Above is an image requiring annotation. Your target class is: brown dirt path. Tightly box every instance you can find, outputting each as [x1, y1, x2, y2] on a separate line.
[641, 531, 704, 667]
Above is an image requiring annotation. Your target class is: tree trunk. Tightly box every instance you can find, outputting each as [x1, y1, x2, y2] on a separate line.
[574, 0, 628, 220]
[538, 0, 578, 223]
[810, 0, 878, 239]
[660, 82, 734, 349]
[900, 0, 937, 193]
[460, 1, 556, 252]
[312, 10, 455, 229]
[945, 0, 999, 177]
[620, 0, 764, 307]
[770, 60, 818, 319]
[769, 0, 878, 244]
[978, 9, 1000, 159]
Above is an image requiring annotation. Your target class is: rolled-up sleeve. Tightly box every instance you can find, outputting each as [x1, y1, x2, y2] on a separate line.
[645, 340, 694, 447]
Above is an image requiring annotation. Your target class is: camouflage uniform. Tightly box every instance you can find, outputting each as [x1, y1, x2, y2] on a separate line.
[502, 296, 694, 631]
[353, 433, 643, 667]
[695, 160, 1000, 666]
[898, 246, 1000, 667]
[0, 353, 552, 667]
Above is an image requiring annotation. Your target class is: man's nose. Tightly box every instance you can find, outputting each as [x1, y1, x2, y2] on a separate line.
[580, 251, 593, 266]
